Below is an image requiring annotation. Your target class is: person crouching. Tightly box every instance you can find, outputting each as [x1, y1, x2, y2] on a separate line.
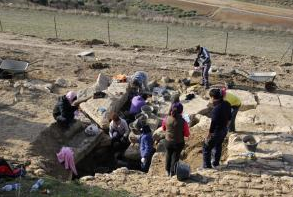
[53, 91, 78, 128]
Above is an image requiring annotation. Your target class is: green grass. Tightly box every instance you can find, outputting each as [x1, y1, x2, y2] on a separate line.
[0, 176, 132, 197]
[0, 7, 292, 60]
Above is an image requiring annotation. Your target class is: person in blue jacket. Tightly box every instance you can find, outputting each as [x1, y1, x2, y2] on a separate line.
[138, 125, 155, 173]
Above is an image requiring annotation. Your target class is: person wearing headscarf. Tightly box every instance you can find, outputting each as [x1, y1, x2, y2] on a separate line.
[53, 91, 78, 127]
[162, 105, 190, 177]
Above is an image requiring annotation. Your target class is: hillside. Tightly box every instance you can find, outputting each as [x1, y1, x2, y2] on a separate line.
[236, 0, 293, 8]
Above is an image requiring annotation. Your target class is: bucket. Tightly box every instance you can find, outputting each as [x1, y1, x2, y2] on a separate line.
[242, 135, 260, 152]
[175, 161, 190, 181]
[141, 105, 153, 116]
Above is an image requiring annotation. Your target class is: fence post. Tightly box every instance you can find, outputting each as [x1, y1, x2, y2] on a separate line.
[165, 26, 169, 49]
[291, 48, 293, 62]
[54, 16, 58, 39]
[224, 32, 229, 54]
[107, 20, 110, 45]
[0, 19, 3, 32]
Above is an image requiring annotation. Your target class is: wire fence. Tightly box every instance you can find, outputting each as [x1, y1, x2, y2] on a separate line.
[0, 7, 292, 62]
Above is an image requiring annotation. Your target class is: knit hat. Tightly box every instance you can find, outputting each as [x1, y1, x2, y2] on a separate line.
[66, 91, 77, 104]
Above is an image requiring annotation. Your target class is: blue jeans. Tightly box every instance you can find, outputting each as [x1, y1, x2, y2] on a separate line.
[203, 129, 227, 168]
[229, 106, 239, 132]
[201, 63, 211, 86]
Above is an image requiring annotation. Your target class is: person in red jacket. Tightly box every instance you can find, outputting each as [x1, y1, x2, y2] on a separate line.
[162, 103, 190, 177]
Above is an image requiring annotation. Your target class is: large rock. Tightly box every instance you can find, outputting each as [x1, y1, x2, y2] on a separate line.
[80, 82, 129, 129]
[254, 105, 293, 128]
[236, 109, 256, 125]
[180, 95, 209, 116]
[148, 152, 165, 176]
[153, 127, 165, 142]
[227, 89, 257, 111]
[76, 73, 110, 103]
[256, 92, 280, 106]
[192, 114, 210, 129]
[279, 94, 293, 109]
[23, 80, 53, 93]
[124, 144, 140, 160]
[227, 133, 293, 172]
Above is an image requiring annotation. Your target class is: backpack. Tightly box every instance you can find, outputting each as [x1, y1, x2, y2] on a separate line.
[0, 158, 26, 178]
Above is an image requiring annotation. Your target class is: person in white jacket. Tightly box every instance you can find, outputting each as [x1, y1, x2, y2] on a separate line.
[194, 45, 211, 89]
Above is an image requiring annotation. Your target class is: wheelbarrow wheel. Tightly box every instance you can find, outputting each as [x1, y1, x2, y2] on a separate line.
[265, 81, 277, 92]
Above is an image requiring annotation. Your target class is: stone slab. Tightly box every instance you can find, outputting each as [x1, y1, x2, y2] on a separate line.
[180, 95, 209, 116]
[254, 105, 293, 128]
[256, 92, 280, 106]
[279, 94, 293, 109]
[80, 82, 129, 129]
[227, 133, 293, 171]
[227, 89, 257, 111]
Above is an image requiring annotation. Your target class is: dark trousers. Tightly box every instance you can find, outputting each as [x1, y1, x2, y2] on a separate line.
[141, 154, 154, 173]
[201, 63, 211, 86]
[229, 106, 239, 132]
[203, 130, 227, 168]
[165, 141, 185, 176]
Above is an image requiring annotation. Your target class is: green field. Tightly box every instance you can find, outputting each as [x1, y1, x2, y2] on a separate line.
[0, 7, 292, 60]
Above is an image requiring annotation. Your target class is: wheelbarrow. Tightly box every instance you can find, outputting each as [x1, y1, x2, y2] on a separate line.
[0, 59, 41, 79]
[231, 69, 277, 92]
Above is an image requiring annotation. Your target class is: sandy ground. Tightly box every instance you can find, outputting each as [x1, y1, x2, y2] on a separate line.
[0, 32, 293, 175]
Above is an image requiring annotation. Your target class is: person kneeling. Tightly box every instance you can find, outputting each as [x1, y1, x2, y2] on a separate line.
[109, 113, 130, 157]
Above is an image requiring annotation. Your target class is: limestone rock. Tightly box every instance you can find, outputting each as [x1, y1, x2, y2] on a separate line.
[148, 152, 165, 176]
[55, 77, 77, 88]
[124, 144, 140, 160]
[112, 167, 129, 175]
[279, 94, 293, 109]
[80, 176, 94, 182]
[34, 169, 46, 176]
[189, 70, 201, 77]
[161, 77, 170, 83]
[256, 92, 280, 106]
[236, 109, 256, 124]
[80, 82, 129, 129]
[192, 114, 210, 129]
[254, 105, 293, 127]
[153, 127, 165, 142]
[227, 89, 257, 111]
[95, 73, 110, 92]
[23, 80, 53, 93]
[180, 95, 209, 116]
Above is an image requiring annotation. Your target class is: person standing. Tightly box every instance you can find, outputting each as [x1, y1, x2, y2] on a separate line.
[162, 104, 190, 176]
[203, 89, 231, 169]
[138, 124, 155, 173]
[193, 45, 211, 89]
[221, 88, 241, 132]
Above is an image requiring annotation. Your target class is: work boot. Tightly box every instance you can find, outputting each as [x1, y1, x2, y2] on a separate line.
[205, 84, 210, 90]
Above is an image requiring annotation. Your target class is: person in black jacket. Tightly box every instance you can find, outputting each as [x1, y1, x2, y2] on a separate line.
[202, 89, 231, 169]
[53, 91, 78, 127]
[194, 45, 211, 89]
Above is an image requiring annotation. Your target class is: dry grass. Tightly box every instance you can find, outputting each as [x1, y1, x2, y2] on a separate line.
[0, 6, 291, 59]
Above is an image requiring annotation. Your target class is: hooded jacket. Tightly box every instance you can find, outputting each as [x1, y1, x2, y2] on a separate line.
[53, 95, 78, 123]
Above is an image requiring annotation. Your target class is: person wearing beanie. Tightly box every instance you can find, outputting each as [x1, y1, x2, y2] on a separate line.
[162, 106, 190, 176]
[202, 89, 231, 169]
[53, 91, 78, 127]
[221, 87, 241, 132]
